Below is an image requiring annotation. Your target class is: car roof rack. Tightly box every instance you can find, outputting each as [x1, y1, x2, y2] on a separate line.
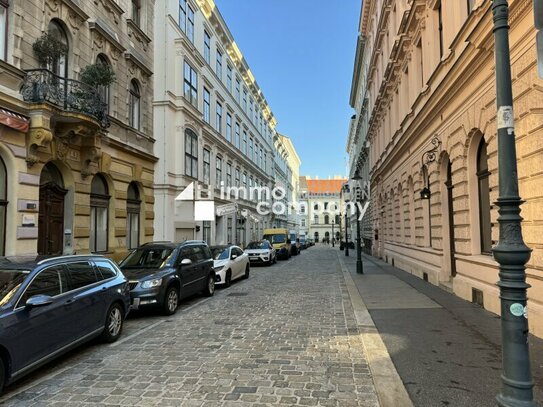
[37, 254, 104, 265]
[141, 241, 173, 246]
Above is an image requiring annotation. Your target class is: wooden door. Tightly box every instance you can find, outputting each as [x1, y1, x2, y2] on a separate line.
[38, 183, 67, 255]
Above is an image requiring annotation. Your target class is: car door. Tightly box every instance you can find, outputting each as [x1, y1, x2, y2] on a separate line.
[177, 247, 199, 296]
[195, 245, 211, 289]
[10, 265, 74, 374]
[64, 261, 106, 336]
[233, 247, 244, 279]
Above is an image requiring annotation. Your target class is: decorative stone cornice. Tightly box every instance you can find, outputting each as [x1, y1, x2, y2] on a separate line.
[89, 20, 126, 53]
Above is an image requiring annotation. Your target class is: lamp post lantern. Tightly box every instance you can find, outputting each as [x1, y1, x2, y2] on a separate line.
[491, 1, 537, 406]
[352, 169, 364, 274]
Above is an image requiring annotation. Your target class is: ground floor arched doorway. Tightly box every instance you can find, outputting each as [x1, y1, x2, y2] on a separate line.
[38, 162, 67, 255]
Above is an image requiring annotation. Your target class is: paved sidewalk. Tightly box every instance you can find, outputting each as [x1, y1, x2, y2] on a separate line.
[340, 249, 543, 407]
[2, 248, 384, 406]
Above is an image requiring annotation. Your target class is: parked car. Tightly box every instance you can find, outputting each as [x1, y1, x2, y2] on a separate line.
[299, 237, 307, 250]
[245, 240, 276, 266]
[210, 245, 250, 286]
[119, 241, 215, 316]
[263, 228, 291, 260]
[0, 254, 130, 395]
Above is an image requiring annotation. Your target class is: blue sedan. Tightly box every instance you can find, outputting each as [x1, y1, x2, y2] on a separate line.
[0, 255, 130, 394]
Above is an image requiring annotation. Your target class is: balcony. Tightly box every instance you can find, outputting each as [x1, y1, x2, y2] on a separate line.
[21, 69, 109, 128]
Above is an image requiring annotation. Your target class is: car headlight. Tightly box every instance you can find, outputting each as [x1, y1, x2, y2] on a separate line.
[141, 278, 162, 289]
[214, 266, 224, 272]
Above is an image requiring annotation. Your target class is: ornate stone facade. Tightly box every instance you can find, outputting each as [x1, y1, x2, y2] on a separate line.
[0, 0, 156, 259]
[349, 0, 543, 337]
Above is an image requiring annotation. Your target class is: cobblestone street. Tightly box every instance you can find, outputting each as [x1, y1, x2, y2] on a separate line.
[0, 248, 380, 406]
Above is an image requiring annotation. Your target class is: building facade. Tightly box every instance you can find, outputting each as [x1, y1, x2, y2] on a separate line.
[0, 0, 156, 259]
[298, 176, 309, 238]
[306, 177, 346, 243]
[275, 133, 301, 232]
[153, 0, 277, 248]
[350, 0, 543, 337]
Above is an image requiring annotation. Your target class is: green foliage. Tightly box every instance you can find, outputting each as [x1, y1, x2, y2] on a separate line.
[80, 62, 117, 87]
[32, 32, 68, 67]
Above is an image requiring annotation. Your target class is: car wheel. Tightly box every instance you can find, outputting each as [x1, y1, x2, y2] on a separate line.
[100, 303, 124, 343]
[203, 273, 215, 297]
[225, 270, 232, 287]
[163, 286, 179, 315]
[244, 264, 250, 279]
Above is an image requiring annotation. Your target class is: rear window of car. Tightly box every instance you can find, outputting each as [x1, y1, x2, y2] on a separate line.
[94, 260, 117, 280]
[65, 262, 98, 290]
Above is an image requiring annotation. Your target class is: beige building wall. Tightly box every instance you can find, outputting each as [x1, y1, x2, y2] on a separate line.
[0, 0, 156, 260]
[357, 0, 543, 337]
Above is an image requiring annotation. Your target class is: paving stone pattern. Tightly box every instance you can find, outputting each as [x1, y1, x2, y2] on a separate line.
[3, 248, 379, 406]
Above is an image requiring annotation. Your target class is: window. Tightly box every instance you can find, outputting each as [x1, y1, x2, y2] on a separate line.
[203, 221, 211, 243]
[127, 182, 140, 249]
[216, 156, 222, 185]
[179, 0, 187, 32]
[226, 163, 232, 187]
[187, 3, 194, 42]
[249, 176, 253, 188]
[226, 64, 232, 92]
[259, 148, 263, 168]
[264, 152, 267, 172]
[203, 88, 210, 123]
[227, 217, 233, 243]
[183, 62, 198, 107]
[235, 78, 240, 102]
[242, 131, 247, 155]
[66, 262, 98, 290]
[0, 0, 8, 60]
[437, 1, 443, 58]
[47, 20, 68, 77]
[259, 113, 263, 135]
[19, 266, 68, 304]
[249, 98, 253, 121]
[477, 138, 492, 253]
[242, 172, 247, 188]
[242, 88, 247, 111]
[235, 168, 240, 187]
[185, 129, 198, 178]
[314, 215, 319, 225]
[0, 156, 6, 256]
[97, 54, 112, 114]
[249, 138, 254, 161]
[132, 0, 141, 26]
[204, 30, 211, 64]
[226, 113, 232, 142]
[216, 49, 222, 79]
[215, 101, 222, 133]
[335, 215, 340, 224]
[203, 148, 211, 185]
[301, 219, 306, 227]
[94, 260, 117, 280]
[90, 174, 110, 253]
[235, 122, 240, 149]
[129, 79, 141, 130]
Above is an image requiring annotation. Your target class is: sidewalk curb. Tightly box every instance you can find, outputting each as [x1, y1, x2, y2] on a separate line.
[338, 253, 414, 407]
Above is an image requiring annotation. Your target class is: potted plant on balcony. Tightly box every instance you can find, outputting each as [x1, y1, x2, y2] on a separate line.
[79, 62, 116, 88]
[32, 32, 68, 69]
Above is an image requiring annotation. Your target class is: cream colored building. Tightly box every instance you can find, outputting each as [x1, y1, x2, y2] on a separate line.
[306, 177, 346, 244]
[0, 0, 156, 259]
[349, 0, 543, 337]
[153, 0, 277, 248]
[275, 133, 301, 231]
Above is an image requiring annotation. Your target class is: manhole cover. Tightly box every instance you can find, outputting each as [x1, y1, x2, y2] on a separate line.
[228, 292, 248, 297]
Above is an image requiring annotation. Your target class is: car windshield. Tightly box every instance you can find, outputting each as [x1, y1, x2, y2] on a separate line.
[263, 234, 286, 244]
[120, 248, 175, 268]
[246, 241, 267, 249]
[0, 270, 29, 306]
[211, 247, 229, 260]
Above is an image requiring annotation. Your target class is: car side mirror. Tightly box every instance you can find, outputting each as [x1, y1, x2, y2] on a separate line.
[180, 258, 192, 266]
[25, 295, 54, 309]
[231, 254, 238, 260]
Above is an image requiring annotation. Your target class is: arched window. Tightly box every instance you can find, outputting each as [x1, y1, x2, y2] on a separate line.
[48, 20, 69, 77]
[0, 156, 7, 255]
[127, 182, 141, 249]
[335, 214, 340, 225]
[185, 129, 198, 178]
[129, 79, 141, 130]
[477, 138, 492, 253]
[97, 54, 112, 114]
[313, 214, 319, 225]
[324, 214, 330, 225]
[90, 174, 110, 253]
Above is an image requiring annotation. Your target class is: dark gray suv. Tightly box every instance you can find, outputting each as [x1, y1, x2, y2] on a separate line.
[0, 255, 130, 395]
[119, 241, 215, 315]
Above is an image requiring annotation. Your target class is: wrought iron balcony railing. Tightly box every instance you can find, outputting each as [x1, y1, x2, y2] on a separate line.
[21, 69, 109, 128]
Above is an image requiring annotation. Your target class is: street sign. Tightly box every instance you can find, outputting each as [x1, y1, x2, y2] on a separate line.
[538, 31, 543, 79]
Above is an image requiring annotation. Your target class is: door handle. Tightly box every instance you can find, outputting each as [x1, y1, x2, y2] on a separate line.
[65, 298, 75, 304]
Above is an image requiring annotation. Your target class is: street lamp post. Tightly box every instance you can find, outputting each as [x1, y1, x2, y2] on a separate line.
[331, 221, 335, 247]
[352, 170, 364, 274]
[344, 211, 349, 257]
[492, 1, 536, 406]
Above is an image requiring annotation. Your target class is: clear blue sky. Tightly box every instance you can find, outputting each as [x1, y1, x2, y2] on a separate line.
[214, 0, 360, 178]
